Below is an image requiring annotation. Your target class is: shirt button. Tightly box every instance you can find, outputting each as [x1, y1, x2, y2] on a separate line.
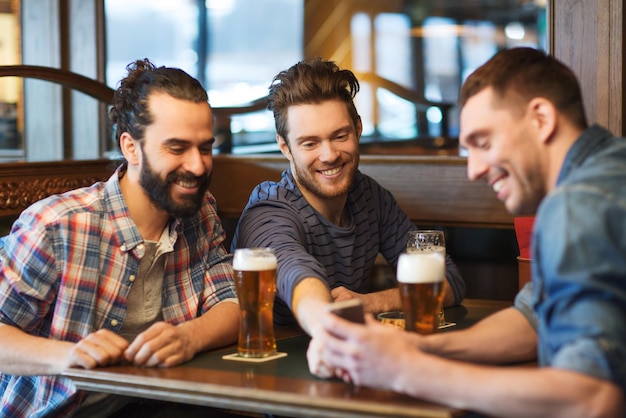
[129, 275, 136, 282]
[137, 243, 144, 251]
[111, 319, 119, 327]
[120, 244, 127, 252]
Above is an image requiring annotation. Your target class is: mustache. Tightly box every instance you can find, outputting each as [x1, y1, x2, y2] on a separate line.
[166, 171, 211, 186]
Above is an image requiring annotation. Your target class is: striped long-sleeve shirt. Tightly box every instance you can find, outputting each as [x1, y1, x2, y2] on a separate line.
[231, 169, 465, 324]
[0, 169, 236, 417]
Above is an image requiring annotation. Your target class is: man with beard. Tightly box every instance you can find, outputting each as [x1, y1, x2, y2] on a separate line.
[230, 58, 465, 339]
[310, 48, 625, 417]
[0, 59, 239, 417]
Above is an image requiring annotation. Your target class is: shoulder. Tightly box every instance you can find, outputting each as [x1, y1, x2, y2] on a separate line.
[552, 155, 626, 213]
[242, 171, 313, 218]
[20, 181, 107, 226]
[348, 170, 398, 207]
[535, 177, 626, 275]
[352, 171, 393, 195]
[247, 171, 299, 205]
[193, 190, 221, 226]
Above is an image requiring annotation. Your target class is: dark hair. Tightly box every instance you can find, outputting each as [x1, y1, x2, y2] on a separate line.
[459, 47, 587, 129]
[267, 57, 360, 143]
[109, 59, 209, 151]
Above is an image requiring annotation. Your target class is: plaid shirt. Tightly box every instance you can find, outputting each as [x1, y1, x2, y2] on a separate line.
[0, 170, 237, 417]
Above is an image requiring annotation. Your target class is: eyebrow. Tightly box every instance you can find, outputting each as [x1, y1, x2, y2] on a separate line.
[295, 125, 353, 143]
[163, 137, 215, 146]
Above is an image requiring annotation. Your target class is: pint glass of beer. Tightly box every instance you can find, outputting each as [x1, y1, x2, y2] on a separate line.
[232, 247, 278, 358]
[399, 231, 446, 334]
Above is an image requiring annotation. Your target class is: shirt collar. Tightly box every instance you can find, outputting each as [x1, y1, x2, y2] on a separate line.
[557, 124, 614, 186]
[103, 167, 146, 254]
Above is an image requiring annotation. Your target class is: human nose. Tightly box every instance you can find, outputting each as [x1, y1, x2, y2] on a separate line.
[319, 140, 340, 163]
[466, 149, 489, 181]
[184, 148, 209, 176]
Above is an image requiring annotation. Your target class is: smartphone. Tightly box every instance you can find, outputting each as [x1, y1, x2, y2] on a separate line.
[327, 299, 365, 324]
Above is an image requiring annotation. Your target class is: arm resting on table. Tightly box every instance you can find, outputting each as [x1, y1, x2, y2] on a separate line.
[422, 306, 537, 364]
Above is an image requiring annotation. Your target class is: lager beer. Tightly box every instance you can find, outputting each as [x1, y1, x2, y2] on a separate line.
[397, 248, 445, 334]
[233, 248, 278, 357]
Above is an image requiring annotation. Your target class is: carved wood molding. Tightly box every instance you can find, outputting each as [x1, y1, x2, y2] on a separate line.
[0, 155, 514, 229]
[0, 159, 115, 219]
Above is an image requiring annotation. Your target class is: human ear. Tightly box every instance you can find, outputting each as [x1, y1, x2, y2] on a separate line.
[120, 133, 140, 166]
[277, 135, 293, 161]
[528, 97, 556, 144]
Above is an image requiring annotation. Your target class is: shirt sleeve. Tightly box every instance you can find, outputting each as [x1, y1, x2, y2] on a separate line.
[513, 281, 538, 329]
[533, 185, 626, 388]
[0, 206, 58, 332]
[233, 199, 329, 310]
[202, 193, 238, 311]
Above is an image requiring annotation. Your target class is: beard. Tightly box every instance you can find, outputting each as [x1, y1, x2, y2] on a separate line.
[139, 156, 211, 219]
[291, 154, 359, 200]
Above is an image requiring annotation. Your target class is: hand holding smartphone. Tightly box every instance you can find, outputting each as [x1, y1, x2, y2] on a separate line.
[327, 299, 365, 324]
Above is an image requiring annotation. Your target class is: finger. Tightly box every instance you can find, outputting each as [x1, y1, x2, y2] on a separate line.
[321, 310, 364, 340]
[141, 346, 182, 367]
[336, 368, 353, 384]
[364, 313, 378, 325]
[124, 322, 170, 361]
[128, 330, 184, 366]
[72, 338, 126, 368]
[306, 337, 336, 378]
[315, 332, 357, 374]
[67, 347, 99, 369]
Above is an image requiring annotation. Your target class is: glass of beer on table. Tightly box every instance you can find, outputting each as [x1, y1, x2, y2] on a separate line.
[399, 230, 446, 334]
[232, 247, 278, 358]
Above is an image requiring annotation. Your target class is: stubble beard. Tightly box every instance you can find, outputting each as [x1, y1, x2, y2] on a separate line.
[292, 155, 358, 200]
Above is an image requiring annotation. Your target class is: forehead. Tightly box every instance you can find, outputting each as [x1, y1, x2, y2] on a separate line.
[286, 100, 352, 136]
[147, 92, 210, 120]
[459, 88, 509, 144]
[145, 92, 213, 139]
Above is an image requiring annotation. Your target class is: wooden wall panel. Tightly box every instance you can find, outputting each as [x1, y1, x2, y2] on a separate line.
[0, 155, 513, 230]
[210, 154, 514, 229]
[551, 0, 625, 135]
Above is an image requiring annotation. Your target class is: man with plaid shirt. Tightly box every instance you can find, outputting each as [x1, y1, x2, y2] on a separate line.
[0, 59, 239, 417]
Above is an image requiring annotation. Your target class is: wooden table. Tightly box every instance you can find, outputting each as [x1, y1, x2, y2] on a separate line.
[63, 299, 512, 418]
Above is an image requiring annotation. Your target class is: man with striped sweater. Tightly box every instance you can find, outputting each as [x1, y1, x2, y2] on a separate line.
[231, 58, 465, 341]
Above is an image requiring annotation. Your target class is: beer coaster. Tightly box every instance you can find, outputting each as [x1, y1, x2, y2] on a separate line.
[222, 352, 288, 363]
[438, 321, 456, 329]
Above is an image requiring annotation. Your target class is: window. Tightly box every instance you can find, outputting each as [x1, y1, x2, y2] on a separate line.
[2, 1, 547, 160]
[105, 0, 303, 154]
[347, 4, 547, 151]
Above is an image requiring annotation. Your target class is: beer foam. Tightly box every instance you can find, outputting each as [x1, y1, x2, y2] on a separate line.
[397, 250, 445, 283]
[233, 250, 277, 271]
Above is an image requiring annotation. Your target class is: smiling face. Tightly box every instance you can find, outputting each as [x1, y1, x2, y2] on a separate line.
[134, 92, 214, 218]
[279, 99, 361, 208]
[459, 87, 547, 215]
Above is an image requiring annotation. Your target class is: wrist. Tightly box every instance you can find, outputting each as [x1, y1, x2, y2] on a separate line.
[176, 321, 202, 356]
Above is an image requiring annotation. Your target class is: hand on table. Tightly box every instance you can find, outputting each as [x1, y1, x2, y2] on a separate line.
[331, 286, 359, 303]
[307, 331, 336, 379]
[68, 329, 129, 369]
[309, 311, 424, 390]
[125, 321, 194, 367]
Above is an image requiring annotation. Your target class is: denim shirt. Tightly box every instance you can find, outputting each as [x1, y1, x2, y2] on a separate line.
[515, 125, 626, 394]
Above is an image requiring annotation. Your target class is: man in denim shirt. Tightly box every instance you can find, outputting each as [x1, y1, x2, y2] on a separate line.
[309, 47, 625, 417]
